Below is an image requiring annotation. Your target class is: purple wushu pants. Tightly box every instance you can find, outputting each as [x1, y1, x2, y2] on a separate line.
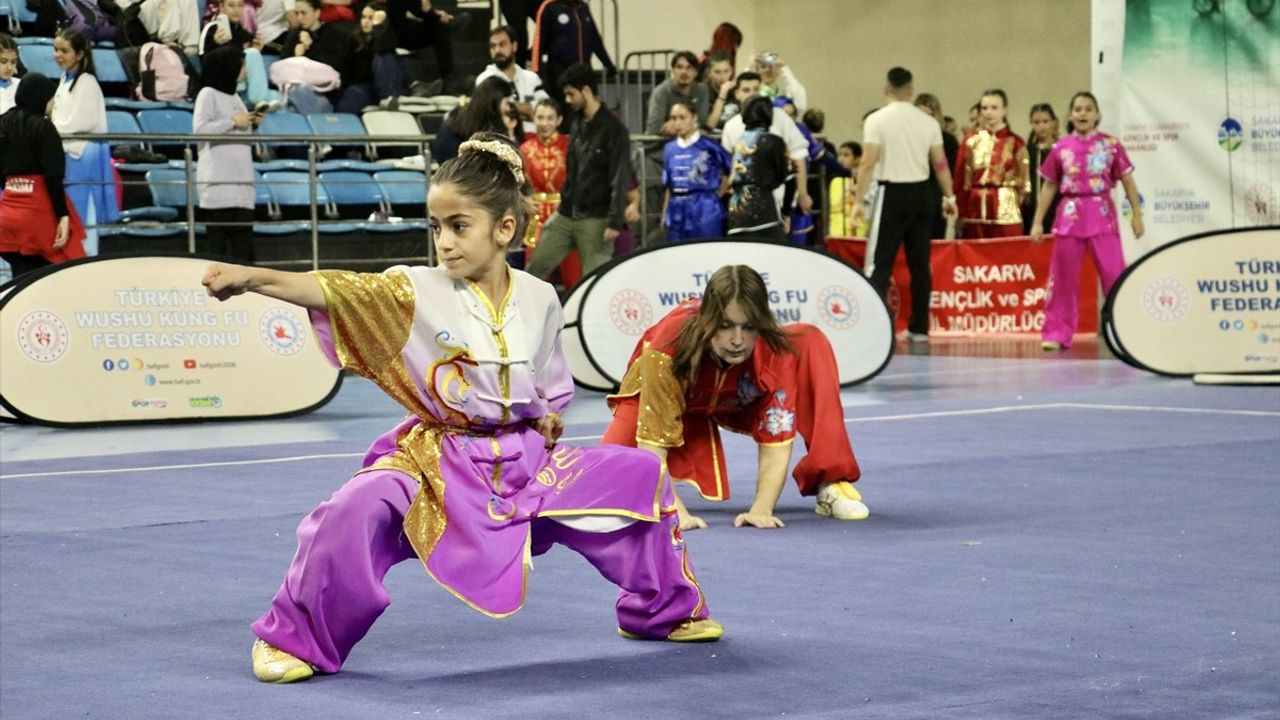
[250, 469, 708, 673]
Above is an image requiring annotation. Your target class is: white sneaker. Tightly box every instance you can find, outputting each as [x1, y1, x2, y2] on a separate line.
[815, 481, 869, 520]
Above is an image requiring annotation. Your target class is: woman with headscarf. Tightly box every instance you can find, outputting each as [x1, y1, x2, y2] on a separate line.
[194, 45, 261, 262]
[726, 96, 789, 240]
[0, 73, 87, 278]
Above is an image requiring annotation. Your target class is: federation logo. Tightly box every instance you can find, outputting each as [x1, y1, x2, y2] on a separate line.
[609, 289, 653, 336]
[259, 307, 306, 356]
[1217, 118, 1243, 152]
[16, 310, 70, 363]
[1141, 277, 1190, 323]
[816, 285, 860, 330]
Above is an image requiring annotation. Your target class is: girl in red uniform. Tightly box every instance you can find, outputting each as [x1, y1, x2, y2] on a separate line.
[0, 73, 85, 278]
[603, 265, 867, 531]
[953, 88, 1029, 239]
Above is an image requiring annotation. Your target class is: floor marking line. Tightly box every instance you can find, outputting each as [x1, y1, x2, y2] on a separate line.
[4, 404, 1274, 480]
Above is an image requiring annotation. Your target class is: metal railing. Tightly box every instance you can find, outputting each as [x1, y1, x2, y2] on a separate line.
[66, 132, 433, 271]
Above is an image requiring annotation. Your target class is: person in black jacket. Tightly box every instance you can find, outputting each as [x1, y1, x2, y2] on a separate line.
[524, 63, 628, 285]
[0, 74, 86, 277]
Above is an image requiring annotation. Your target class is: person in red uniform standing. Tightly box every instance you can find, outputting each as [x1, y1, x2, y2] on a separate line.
[0, 73, 85, 278]
[602, 265, 867, 531]
[519, 98, 582, 286]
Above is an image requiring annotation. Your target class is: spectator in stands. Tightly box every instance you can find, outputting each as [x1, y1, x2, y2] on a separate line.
[914, 92, 959, 239]
[201, 0, 277, 107]
[52, 30, 116, 256]
[661, 100, 731, 241]
[476, 25, 548, 130]
[721, 85, 812, 226]
[0, 34, 18, 115]
[201, 0, 254, 53]
[256, 0, 295, 52]
[828, 141, 865, 237]
[431, 75, 518, 163]
[644, 51, 709, 136]
[194, 46, 261, 263]
[708, 70, 757, 131]
[520, 98, 581, 286]
[345, 3, 403, 109]
[703, 21, 742, 69]
[525, 63, 629, 284]
[851, 66, 958, 344]
[602, 264, 867, 531]
[726, 96, 789, 240]
[386, 0, 462, 96]
[701, 52, 733, 125]
[531, 0, 615, 104]
[140, 0, 201, 54]
[751, 52, 806, 112]
[279, 0, 364, 113]
[498, 0, 537, 67]
[953, 88, 1029, 239]
[1023, 102, 1060, 234]
[967, 102, 980, 132]
[0, 73, 86, 277]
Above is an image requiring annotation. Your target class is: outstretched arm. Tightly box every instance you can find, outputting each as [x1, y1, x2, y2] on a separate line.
[733, 442, 794, 529]
[202, 263, 328, 310]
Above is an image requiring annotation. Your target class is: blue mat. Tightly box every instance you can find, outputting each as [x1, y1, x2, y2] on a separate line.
[2, 355, 1278, 718]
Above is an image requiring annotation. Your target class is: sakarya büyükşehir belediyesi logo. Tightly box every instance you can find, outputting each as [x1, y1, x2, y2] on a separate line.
[1218, 118, 1243, 152]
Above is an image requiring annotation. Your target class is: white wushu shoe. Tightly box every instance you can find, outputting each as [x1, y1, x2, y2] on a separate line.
[815, 481, 870, 521]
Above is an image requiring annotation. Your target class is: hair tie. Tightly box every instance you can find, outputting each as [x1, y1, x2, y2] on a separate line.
[458, 139, 525, 185]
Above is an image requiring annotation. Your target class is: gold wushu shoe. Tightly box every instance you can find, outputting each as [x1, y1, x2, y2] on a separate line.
[619, 618, 724, 643]
[252, 638, 316, 684]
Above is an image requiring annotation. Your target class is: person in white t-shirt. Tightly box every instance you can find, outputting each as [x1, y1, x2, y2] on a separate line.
[851, 66, 957, 343]
[475, 25, 547, 135]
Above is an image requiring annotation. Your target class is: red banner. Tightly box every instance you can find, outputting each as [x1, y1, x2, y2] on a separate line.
[827, 236, 1098, 336]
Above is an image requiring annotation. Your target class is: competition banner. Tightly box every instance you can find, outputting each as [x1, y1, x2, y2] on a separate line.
[569, 240, 893, 389]
[1115, 0, 1280, 250]
[826, 237, 1099, 336]
[0, 256, 342, 426]
[1104, 227, 1280, 376]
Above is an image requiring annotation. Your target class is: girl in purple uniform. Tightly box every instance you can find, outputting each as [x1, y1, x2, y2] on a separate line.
[1031, 91, 1145, 351]
[203, 133, 721, 684]
[661, 101, 732, 241]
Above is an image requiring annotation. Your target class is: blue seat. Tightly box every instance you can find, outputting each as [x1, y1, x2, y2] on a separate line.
[254, 159, 310, 172]
[258, 111, 313, 148]
[319, 171, 383, 214]
[262, 171, 332, 220]
[17, 44, 59, 77]
[14, 36, 53, 46]
[317, 160, 396, 172]
[136, 109, 194, 135]
[373, 170, 426, 209]
[306, 113, 367, 140]
[92, 48, 128, 84]
[106, 110, 142, 135]
[105, 97, 169, 111]
[144, 167, 192, 209]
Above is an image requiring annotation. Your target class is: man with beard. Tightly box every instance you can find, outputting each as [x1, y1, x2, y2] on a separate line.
[475, 25, 547, 133]
[525, 63, 630, 285]
[645, 51, 710, 135]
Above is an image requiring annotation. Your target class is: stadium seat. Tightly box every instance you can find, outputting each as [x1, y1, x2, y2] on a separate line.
[316, 160, 396, 172]
[320, 170, 384, 219]
[136, 109, 195, 158]
[306, 113, 367, 140]
[13, 36, 53, 46]
[17, 44, 59, 77]
[373, 170, 426, 211]
[92, 48, 128, 84]
[145, 167, 193, 209]
[261, 171, 334, 220]
[105, 97, 170, 111]
[361, 110, 423, 159]
[106, 110, 143, 136]
[255, 159, 311, 172]
[257, 111, 314, 156]
[136, 108, 194, 134]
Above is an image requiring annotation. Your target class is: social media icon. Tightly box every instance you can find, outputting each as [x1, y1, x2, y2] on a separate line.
[118, 358, 130, 371]
[184, 359, 197, 369]
[103, 359, 115, 371]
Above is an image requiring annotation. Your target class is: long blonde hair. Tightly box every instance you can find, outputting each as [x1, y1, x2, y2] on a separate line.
[672, 265, 792, 386]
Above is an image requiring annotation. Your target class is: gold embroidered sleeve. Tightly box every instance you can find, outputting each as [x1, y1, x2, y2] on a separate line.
[313, 269, 415, 379]
[615, 348, 686, 448]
